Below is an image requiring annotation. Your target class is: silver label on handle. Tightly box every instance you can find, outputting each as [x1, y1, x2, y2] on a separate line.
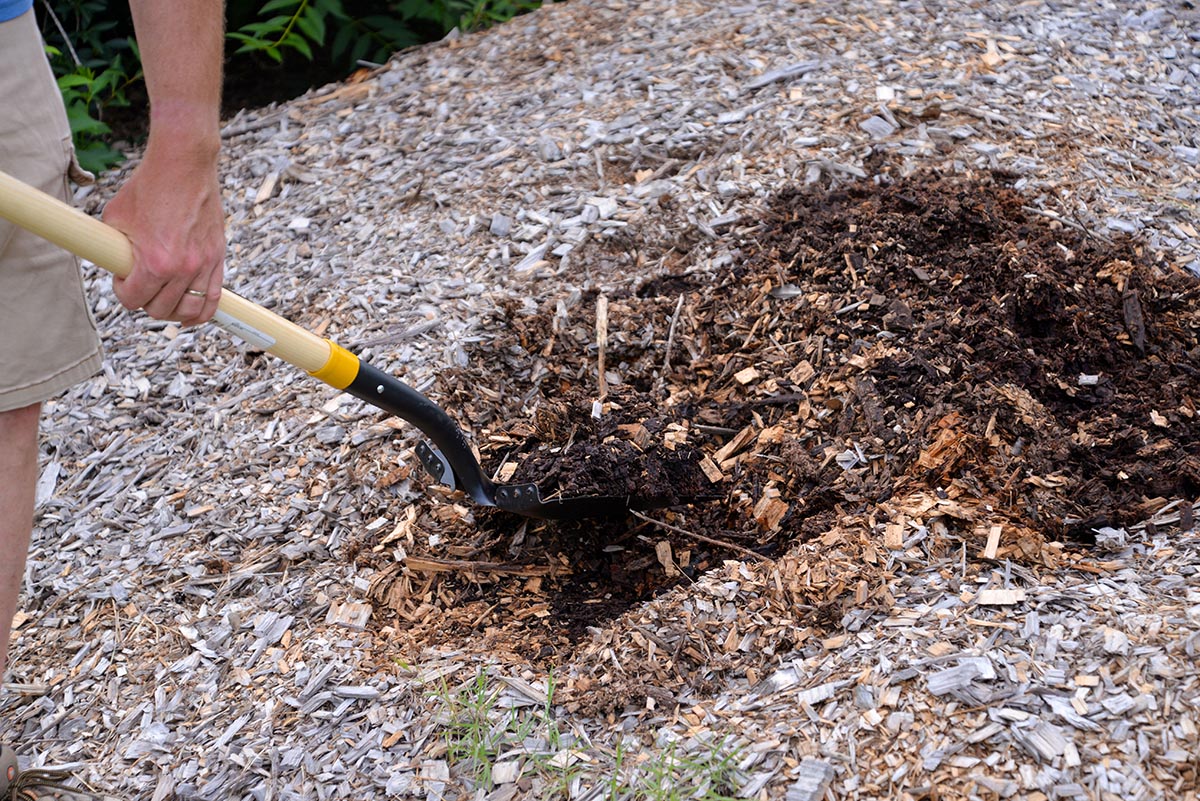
[212, 310, 276, 351]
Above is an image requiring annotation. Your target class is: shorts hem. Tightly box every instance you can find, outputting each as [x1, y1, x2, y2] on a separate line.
[0, 348, 102, 412]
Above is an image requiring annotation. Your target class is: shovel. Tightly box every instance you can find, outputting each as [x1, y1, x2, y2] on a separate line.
[0, 169, 659, 520]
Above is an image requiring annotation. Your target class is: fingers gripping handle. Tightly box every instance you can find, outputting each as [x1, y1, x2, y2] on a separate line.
[0, 168, 332, 372]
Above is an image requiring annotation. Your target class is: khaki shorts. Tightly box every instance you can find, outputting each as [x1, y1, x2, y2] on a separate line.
[0, 8, 102, 412]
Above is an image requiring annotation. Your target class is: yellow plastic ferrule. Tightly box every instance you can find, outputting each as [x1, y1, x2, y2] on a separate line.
[309, 340, 360, 389]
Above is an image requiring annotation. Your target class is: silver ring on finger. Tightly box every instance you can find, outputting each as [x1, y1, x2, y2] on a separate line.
[185, 289, 207, 298]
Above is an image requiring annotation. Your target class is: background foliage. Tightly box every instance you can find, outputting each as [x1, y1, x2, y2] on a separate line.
[39, 0, 544, 172]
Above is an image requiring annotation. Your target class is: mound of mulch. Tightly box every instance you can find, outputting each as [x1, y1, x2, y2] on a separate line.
[368, 167, 1199, 660]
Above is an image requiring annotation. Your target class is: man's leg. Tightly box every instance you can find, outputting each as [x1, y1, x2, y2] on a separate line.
[0, 402, 39, 679]
[1, 9, 102, 681]
[0, 8, 112, 799]
[1, 402, 120, 801]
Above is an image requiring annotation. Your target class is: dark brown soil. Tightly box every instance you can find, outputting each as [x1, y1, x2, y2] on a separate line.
[747, 170, 1199, 531]
[505, 387, 711, 503]
[367, 166, 1199, 661]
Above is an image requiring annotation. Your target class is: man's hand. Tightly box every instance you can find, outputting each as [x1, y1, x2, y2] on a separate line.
[103, 0, 225, 327]
[103, 145, 224, 326]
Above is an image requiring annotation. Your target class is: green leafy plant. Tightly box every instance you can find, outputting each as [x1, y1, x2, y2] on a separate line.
[229, 0, 344, 62]
[433, 671, 540, 792]
[629, 736, 743, 801]
[425, 670, 746, 800]
[453, 0, 542, 31]
[54, 53, 141, 173]
[41, 2, 141, 172]
[331, 11, 422, 66]
[228, 0, 547, 69]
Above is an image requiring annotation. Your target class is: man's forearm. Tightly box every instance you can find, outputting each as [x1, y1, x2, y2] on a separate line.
[129, 0, 225, 158]
[103, 0, 226, 326]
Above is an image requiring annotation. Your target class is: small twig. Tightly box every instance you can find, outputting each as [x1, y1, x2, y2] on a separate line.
[594, 147, 607, 188]
[403, 556, 558, 576]
[941, 101, 1011, 126]
[662, 292, 685, 373]
[629, 509, 766, 562]
[39, 0, 82, 67]
[695, 424, 741, 436]
[595, 294, 609, 400]
[1021, 205, 1112, 243]
[220, 112, 284, 139]
[562, 424, 578, 454]
[398, 175, 426, 209]
[111, 597, 122, 647]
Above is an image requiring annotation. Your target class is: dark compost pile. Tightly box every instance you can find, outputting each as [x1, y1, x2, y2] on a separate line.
[365, 167, 1199, 661]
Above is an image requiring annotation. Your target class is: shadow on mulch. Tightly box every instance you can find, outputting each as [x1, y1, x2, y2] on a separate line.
[366, 165, 1199, 662]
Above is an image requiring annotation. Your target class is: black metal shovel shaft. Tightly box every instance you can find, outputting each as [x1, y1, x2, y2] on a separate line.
[342, 362, 637, 519]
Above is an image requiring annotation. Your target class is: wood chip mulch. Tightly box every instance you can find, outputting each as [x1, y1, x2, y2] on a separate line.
[3, 1, 1198, 799]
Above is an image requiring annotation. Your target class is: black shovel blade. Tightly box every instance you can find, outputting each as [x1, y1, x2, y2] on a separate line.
[417, 441, 708, 521]
[414, 440, 628, 520]
[499, 490, 722, 521]
[492, 483, 634, 520]
[355, 365, 708, 521]
[493, 485, 723, 521]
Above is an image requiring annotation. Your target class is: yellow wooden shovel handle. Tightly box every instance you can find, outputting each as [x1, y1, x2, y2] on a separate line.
[0, 168, 350, 381]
